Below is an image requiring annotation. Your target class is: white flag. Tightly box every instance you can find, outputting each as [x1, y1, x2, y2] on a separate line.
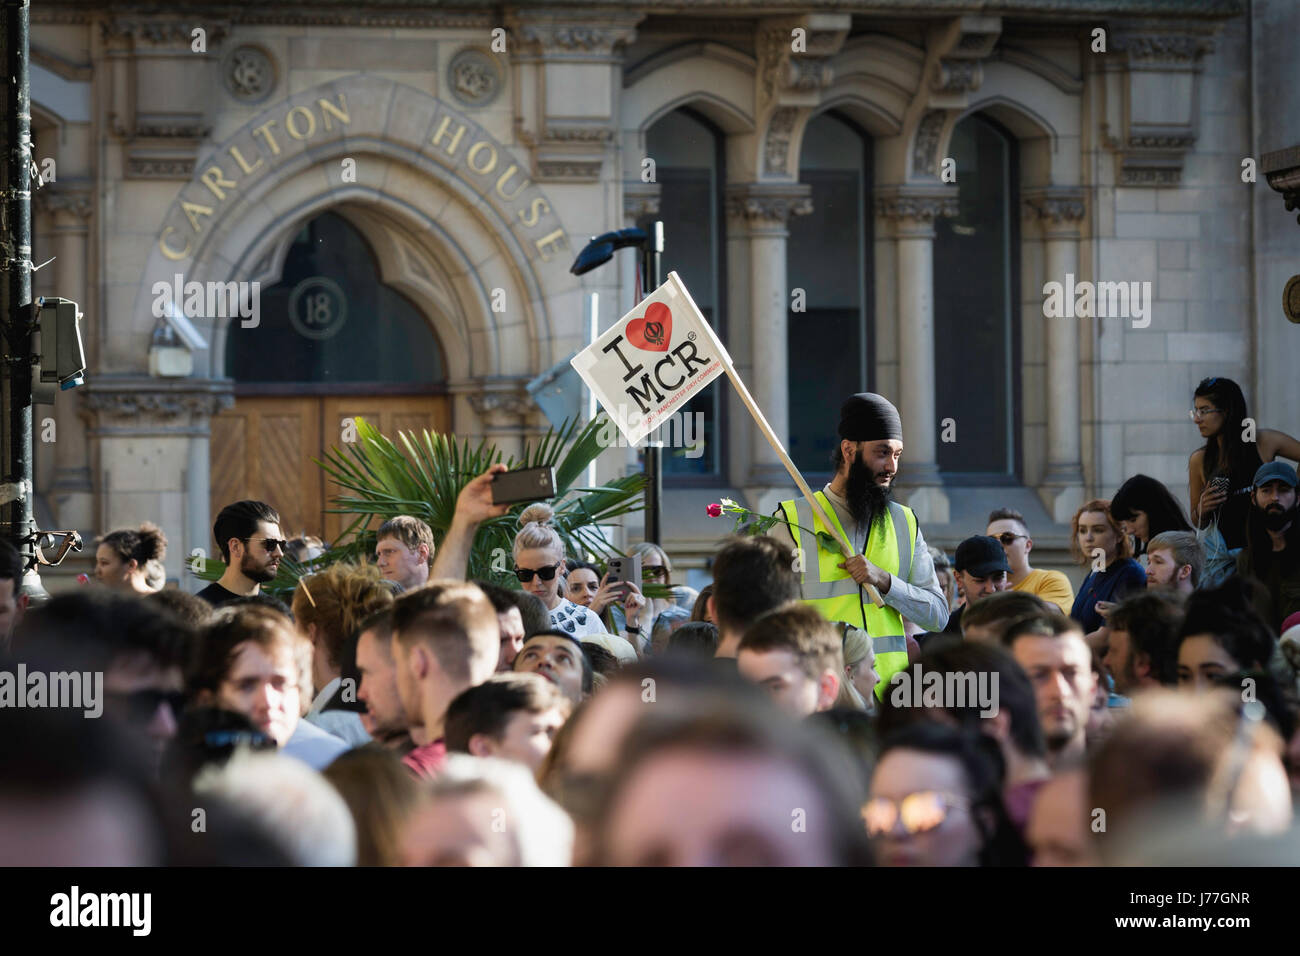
[571, 271, 729, 446]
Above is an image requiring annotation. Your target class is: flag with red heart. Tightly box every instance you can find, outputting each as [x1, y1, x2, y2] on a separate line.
[571, 272, 730, 446]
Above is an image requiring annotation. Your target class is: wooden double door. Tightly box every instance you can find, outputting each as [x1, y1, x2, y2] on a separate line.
[210, 394, 450, 545]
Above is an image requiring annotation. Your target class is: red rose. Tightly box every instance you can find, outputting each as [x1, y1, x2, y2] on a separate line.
[706, 503, 723, 518]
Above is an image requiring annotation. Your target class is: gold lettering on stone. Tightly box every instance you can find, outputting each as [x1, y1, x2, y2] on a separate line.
[286, 106, 316, 141]
[159, 226, 192, 261]
[519, 197, 549, 229]
[317, 94, 350, 131]
[467, 141, 498, 176]
[495, 165, 529, 201]
[228, 144, 264, 175]
[535, 228, 568, 262]
[253, 120, 282, 156]
[431, 115, 467, 157]
[200, 165, 238, 201]
[182, 201, 215, 233]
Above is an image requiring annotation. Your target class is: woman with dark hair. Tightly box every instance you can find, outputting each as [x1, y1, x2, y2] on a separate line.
[95, 522, 167, 595]
[1176, 577, 1276, 693]
[1188, 376, 1300, 551]
[866, 723, 1027, 866]
[1110, 474, 1193, 555]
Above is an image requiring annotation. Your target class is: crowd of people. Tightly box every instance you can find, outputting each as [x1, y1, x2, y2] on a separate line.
[3, 375, 1300, 867]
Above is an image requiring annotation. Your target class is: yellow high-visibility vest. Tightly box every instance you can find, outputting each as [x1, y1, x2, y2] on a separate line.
[778, 492, 917, 698]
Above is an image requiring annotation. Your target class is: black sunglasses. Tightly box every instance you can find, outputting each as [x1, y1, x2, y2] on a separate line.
[515, 563, 561, 583]
[993, 533, 1026, 545]
[245, 536, 288, 553]
[110, 688, 187, 724]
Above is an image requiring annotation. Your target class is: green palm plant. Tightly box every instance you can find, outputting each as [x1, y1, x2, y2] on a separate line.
[315, 414, 645, 585]
[192, 414, 647, 594]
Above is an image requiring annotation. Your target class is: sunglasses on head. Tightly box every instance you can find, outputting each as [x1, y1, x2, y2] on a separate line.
[862, 790, 970, 838]
[515, 563, 561, 583]
[110, 688, 187, 724]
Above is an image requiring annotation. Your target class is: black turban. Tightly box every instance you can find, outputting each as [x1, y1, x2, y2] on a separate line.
[837, 393, 903, 443]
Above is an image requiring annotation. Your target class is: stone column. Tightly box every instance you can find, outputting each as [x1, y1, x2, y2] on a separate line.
[1025, 189, 1087, 522]
[79, 378, 233, 588]
[876, 186, 957, 524]
[725, 182, 812, 489]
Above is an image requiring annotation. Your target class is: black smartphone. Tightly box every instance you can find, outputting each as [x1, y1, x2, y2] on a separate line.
[490, 466, 557, 505]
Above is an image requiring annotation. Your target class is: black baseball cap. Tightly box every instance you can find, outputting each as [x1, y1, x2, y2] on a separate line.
[954, 535, 1011, 577]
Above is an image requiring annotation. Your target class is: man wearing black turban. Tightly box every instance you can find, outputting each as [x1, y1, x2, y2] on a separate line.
[770, 393, 950, 696]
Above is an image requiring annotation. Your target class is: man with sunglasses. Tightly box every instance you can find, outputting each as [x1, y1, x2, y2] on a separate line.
[198, 500, 286, 606]
[986, 508, 1074, 615]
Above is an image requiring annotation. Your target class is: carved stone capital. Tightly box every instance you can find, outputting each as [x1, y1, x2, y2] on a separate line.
[876, 186, 959, 238]
[757, 14, 850, 111]
[101, 18, 229, 48]
[1111, 30, 1216, 66]
[1023, 188, 1087, 231]
[33, 188, 93, 221]
[509, 14, 640, 58]
[624, 182, 661, 221]
[79, 378, 235, 437]
[456, 379, 537, 428]
[1262, 145, 1300, 226]
[929, 16, 1000, 97]
[725, 183, 814, 229]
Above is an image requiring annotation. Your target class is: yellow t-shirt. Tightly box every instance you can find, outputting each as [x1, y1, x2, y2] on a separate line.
[1014, 569, 1075, 615]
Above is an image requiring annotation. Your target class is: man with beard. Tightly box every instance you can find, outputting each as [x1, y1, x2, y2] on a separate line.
[1236, 462, 1300, 631]
[772, 393, 949, 699]
[198, 500, 286, 606]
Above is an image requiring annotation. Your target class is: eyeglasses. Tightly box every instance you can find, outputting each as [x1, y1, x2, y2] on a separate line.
[245, 536, 288, 554]
[1189, 407, 1222, 421]
[993, 533, 1026, 546]
[109, 688, 187, 724]
[515, 563, 561, 583]
[862, 790, 970, 838]
[643, 565, 667, 579]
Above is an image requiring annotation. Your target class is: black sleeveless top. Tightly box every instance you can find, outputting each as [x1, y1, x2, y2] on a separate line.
[1210, 445, 1264, 551]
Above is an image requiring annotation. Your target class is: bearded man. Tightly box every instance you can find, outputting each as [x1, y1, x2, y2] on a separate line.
[1236, 461, 1300, 631]
[197, 500, 287, 606]
[771, 393, 949, 697]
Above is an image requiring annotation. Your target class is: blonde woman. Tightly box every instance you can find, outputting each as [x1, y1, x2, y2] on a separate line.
[835, 625, 880, 713]
[513, 504, 611, 639]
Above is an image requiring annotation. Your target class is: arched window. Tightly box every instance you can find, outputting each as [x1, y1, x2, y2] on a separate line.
[641, 108, 726, 480]
[933, 114, 1020, 480]
[228, 211, 444, 386]
[787, 111, 873, 475]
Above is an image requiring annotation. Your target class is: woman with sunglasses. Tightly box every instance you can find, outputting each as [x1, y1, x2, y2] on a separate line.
[513, 504, 611, 639]
[865, 723, 1027, 866]
[1189, 376, 1300, 552]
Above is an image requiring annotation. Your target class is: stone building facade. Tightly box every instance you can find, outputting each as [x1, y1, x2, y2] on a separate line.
[25, 0, 1299, 591]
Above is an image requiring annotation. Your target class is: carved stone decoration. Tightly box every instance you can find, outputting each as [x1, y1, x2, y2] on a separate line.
[932, 59, 982, 94]
[1262, 145, 1300, 225]
[544, 126, 615, 142]
[223, 45, 276, 104]
[725, 183, 814, 226]
[514, 23, 638, 57]
[763, 107, 799, 176]
[876, 189, 959, 224]
[448, 48, 502, 108]
[126, 155, 196, 180]
[536, 160, 603, 182]
[466, 390, 536, 428]
[1105, 25, 1219, 187]
[912, 110, 947, 177]
[1023, 189, 1087, 226]
[134, 121, 213, 139]
[101, 19, 230, 47]
[624, 182, 661, 221]
[80, 379, 235, 437]
[33, 189, 93, 220]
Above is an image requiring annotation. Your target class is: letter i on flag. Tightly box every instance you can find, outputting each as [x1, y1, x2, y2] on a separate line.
[571, 272, 883, 606]
[570, 272, 726, 447]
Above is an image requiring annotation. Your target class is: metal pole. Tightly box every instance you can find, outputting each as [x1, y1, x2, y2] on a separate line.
[643, 221, 664, 545]
[0, 1, 37, 584]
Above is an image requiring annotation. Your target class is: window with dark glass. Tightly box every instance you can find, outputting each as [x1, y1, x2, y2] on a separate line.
[227, 211, 445, 385]
[640, 108, 725, 479]
[786, 112, 872, 475]
[933, 114, 1020, 480]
